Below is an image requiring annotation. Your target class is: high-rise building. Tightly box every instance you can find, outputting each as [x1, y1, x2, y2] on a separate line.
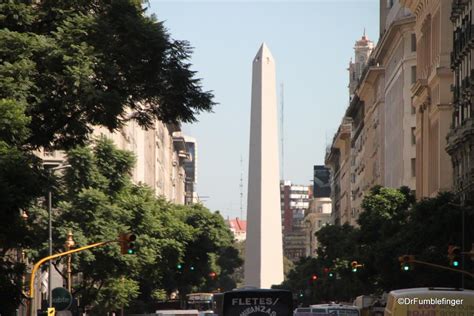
[374, 1, 416, 192]
[313, 165, 331, 198]
[304, 197, 332, 257]
[400, 0, 454, 199]
[447, 0, 474, 204]
[325, 118, 352, 225]
[280, 180, 311, 261]
[94, 121, 191, 204]
[183, 136, 198, 205]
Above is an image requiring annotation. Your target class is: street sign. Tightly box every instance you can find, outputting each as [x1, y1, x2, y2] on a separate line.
[52, 287, 72, 311]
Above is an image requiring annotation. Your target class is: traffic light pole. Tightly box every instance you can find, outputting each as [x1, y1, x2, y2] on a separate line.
[28, 239, 117, 316]
[411, 259, 474, 279]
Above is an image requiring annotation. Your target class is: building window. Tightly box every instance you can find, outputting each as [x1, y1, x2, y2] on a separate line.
[411, 127, 416, 145]
[411, 104, 416, 114]
[411, 66, 417, 84]
[411, 34, 416, 52]
[411, 158, 416, 177]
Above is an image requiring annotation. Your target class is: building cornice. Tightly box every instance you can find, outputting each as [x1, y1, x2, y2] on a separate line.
[400, 0, 430, 17]
[373, 16, 415, 62]
[358, 66, 385, 99]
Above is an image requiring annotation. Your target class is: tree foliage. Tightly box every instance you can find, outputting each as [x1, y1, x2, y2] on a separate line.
[280, 187, 474, 304]
[1, 0, 215, 150]
[0, 1, 216, 314]
[26, 138, 241, 314]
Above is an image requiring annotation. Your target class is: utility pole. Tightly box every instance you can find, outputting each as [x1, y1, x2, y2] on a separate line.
[280, 83, 284, 180]
[240, 156, 243, 219]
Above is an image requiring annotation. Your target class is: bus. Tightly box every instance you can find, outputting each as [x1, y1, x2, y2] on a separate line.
[214, 288, 293, 316]
[186, 293, 215, 312]
[384, 287, 474, 316]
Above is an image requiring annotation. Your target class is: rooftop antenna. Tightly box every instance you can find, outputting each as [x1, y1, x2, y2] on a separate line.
[240, 155, 243, 219]
[280, 82, 285, 180]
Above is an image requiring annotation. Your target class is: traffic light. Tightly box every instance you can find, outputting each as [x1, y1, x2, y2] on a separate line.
[328, 272, 335, 278]
[351, 261, 363, 272]
[209, 271, 217, 279]
[398, 255, 415, 271]
[311, 274, 318, 281]
[448, 245, 461, 267]
[119, 233, 136, 254]
[190, 266, 195, 271]
[177, 263, 183, 270]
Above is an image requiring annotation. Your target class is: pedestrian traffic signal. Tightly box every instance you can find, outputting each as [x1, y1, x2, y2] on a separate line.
[119, 233, 136, 255]
[448, 245, 461, 267]
[398, 255, 415, 271]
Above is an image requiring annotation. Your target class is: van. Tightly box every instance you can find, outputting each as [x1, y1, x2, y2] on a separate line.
[155, 310, 200, 316]
[294, 304, 360, 316]
[384, 288, 474, 316]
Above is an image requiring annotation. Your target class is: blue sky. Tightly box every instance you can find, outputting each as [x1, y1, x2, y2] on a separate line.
[148, 1, 379, 219]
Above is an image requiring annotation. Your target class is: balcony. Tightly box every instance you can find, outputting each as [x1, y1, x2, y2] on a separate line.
[451, 0, 470, 22]
[447, 117, 474, 154]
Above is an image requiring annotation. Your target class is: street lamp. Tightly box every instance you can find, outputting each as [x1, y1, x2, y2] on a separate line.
[45, 163, 71, 307]
[64, 231, 75, 293]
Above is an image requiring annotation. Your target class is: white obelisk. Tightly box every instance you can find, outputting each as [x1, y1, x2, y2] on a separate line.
[244, 43, 284, 288]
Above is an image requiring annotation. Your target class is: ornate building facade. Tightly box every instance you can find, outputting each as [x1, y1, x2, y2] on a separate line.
[447, 0, 474, 204]
[400, 0, 454, 198]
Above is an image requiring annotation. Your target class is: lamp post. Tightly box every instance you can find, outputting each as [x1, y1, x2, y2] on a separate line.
[45, 163, 71, 307]
[64, 231, 75, 292]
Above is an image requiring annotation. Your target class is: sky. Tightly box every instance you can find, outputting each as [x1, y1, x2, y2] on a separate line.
[147, 0, 379, 219]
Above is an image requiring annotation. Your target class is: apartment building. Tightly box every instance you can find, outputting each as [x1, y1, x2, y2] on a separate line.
[447, 0, 474, 204]
[400, 0, 454, 198]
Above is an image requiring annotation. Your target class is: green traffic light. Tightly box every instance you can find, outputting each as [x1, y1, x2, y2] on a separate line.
[127, 249, 134, 254]
[177, 264, 182, 269]
[299, 293, 304, 298]
[190, 266, 195, 271]
[329, 272, 334, 277]
[403, 265, 410, 271]
[453, 261, 460, 267]
[352, 268, 357, 272]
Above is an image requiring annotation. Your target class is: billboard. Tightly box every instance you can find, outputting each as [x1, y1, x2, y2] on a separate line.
[313, 165, 331, 198]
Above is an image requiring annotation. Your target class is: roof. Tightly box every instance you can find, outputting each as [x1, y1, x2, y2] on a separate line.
[388, 288, 474, 297]
[227, 218, 247, 232]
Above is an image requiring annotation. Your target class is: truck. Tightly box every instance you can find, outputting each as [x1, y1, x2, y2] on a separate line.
[214, 288, 293, 316]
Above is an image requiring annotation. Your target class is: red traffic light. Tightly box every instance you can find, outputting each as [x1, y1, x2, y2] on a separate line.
[323, 267, 330, 273]
[209, 272, 217, 278]
[311, 274, 318, 281]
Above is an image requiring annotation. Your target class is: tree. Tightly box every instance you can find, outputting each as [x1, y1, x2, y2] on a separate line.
[1, 0, 216, 150]
[26, 138, 242, 313]
[280, 186, 473, 303]
[0, 100, 48, 315]
[0, 1, 216, 312]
